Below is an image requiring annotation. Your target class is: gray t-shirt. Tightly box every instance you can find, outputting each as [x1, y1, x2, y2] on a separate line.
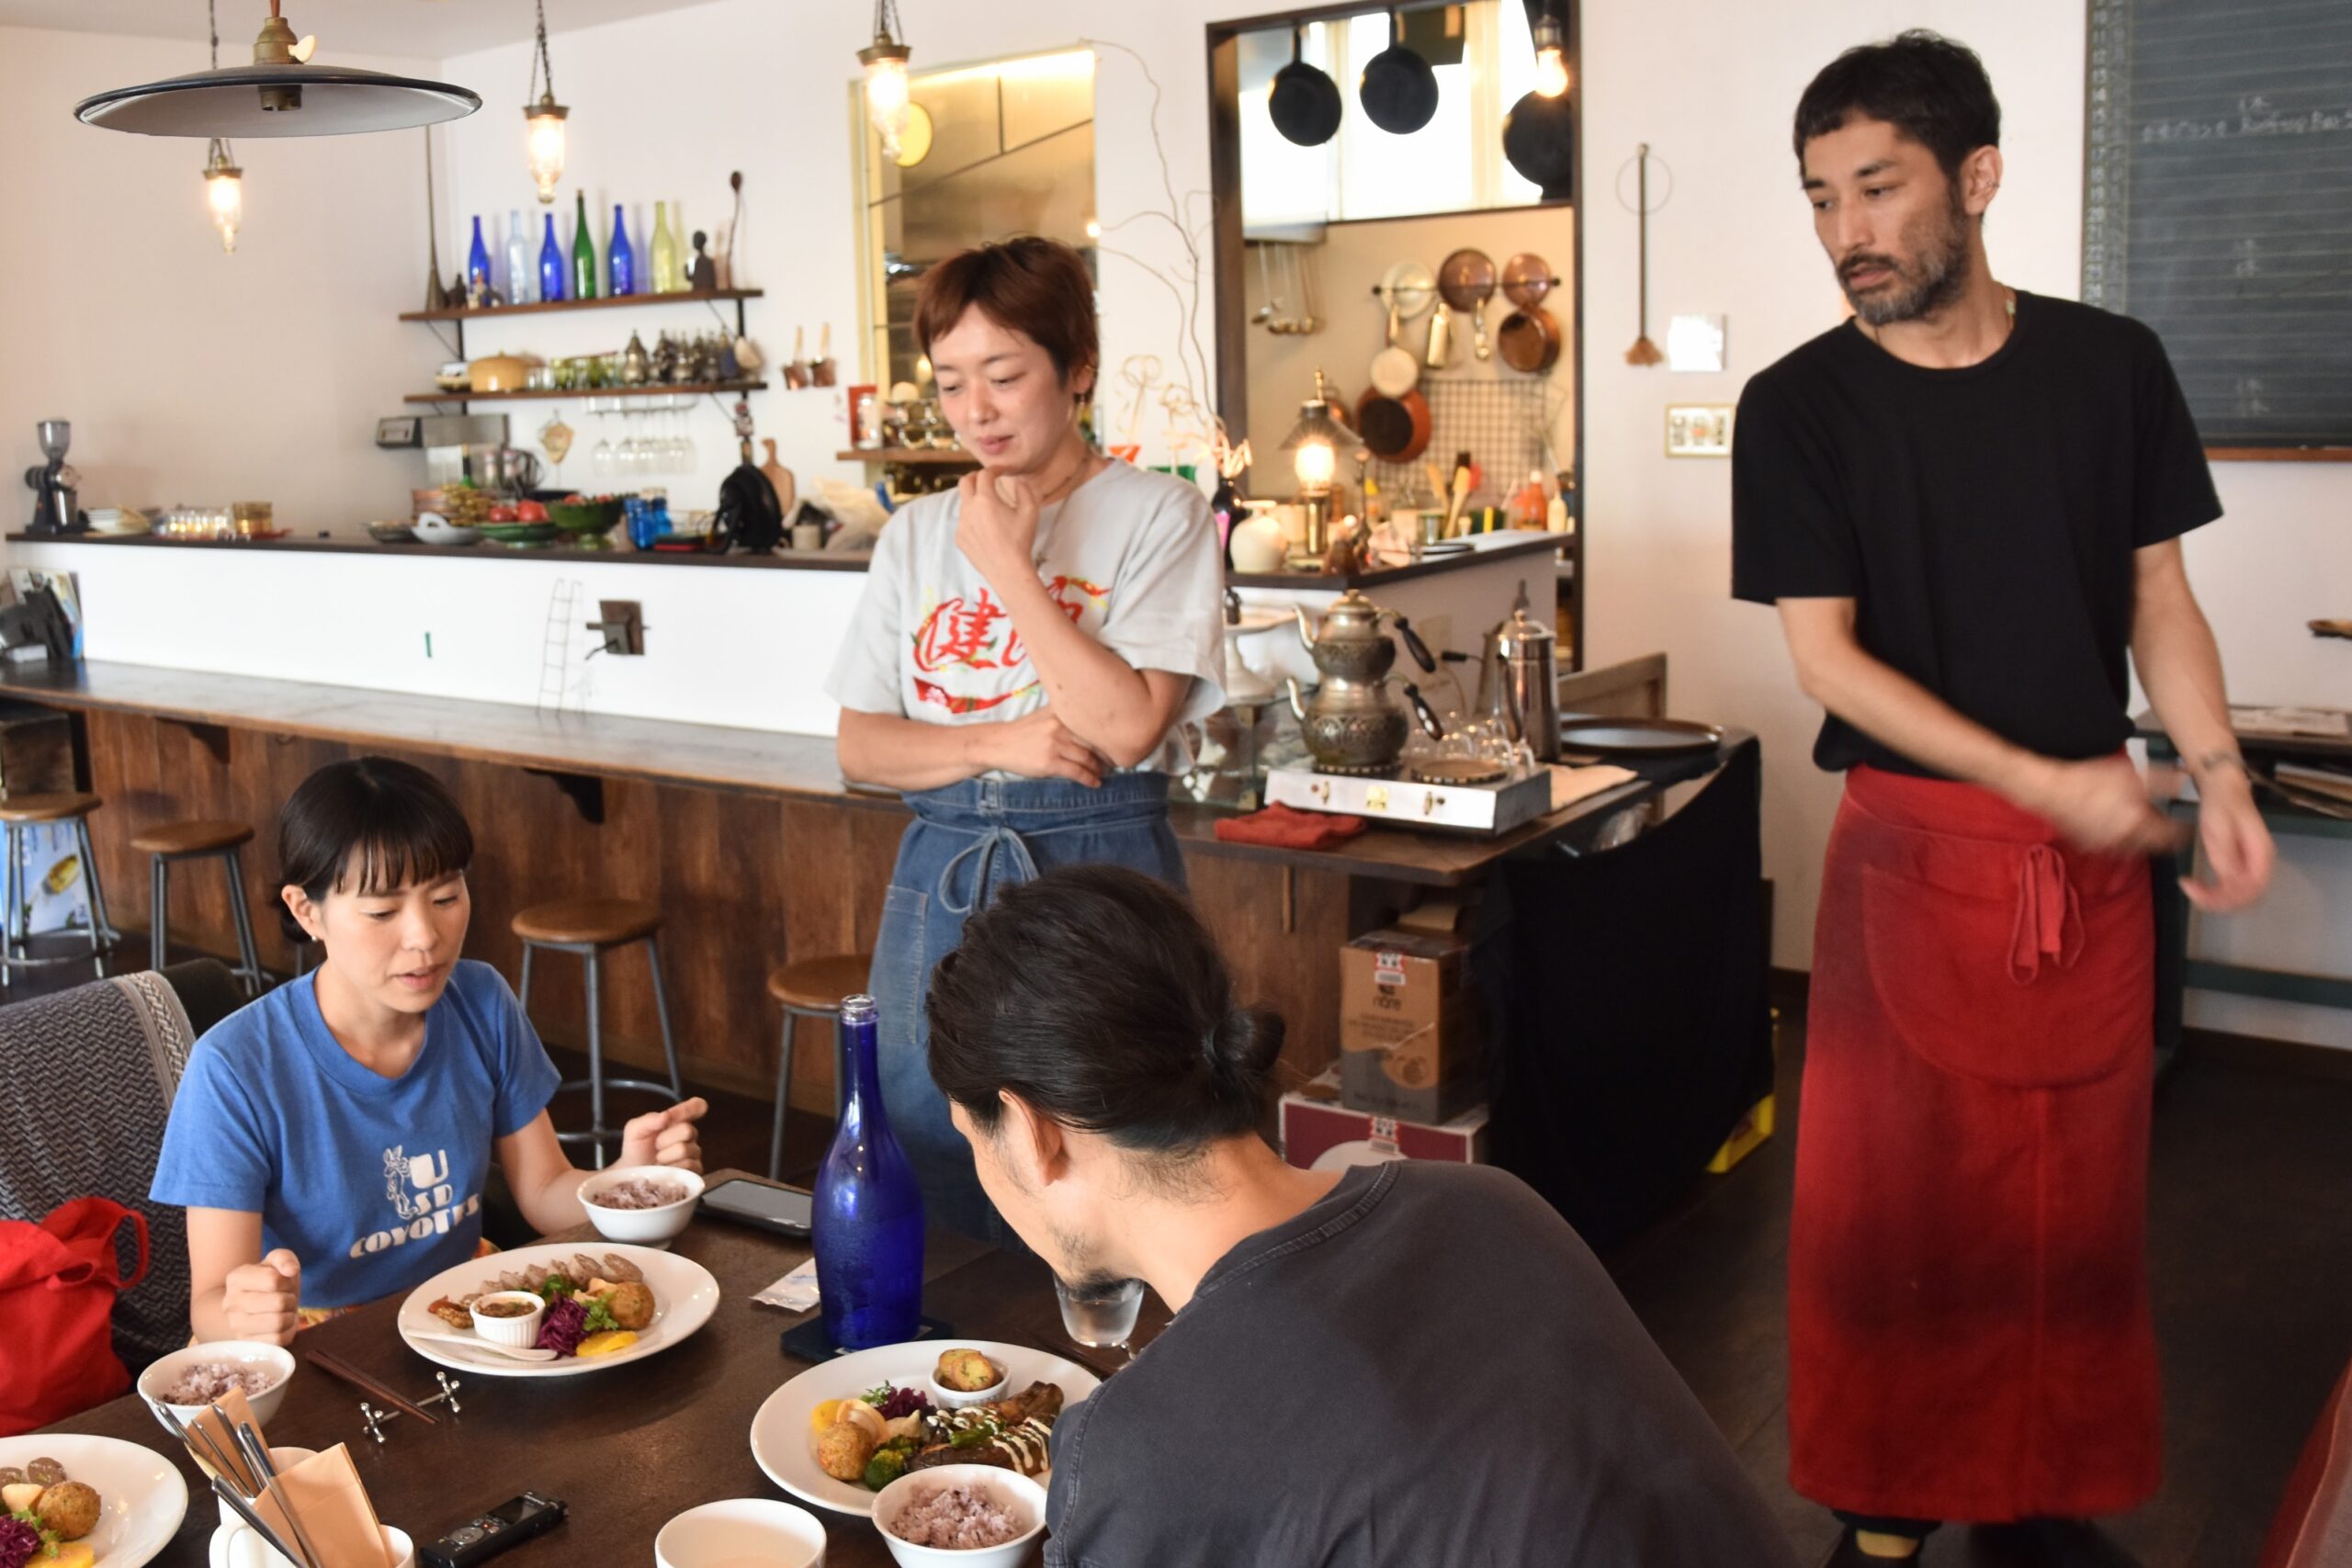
[825, 460, 1227, 773]
[1044, 1163, 1797, 1568]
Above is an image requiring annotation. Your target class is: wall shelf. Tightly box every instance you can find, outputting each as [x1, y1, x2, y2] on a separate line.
[400, 288, 762, 323]
[407, 380, 767, 405]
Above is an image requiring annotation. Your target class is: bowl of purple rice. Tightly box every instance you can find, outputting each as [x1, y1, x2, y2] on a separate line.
[577, 1165, 704, 1246]
[870, 1464, 1046, 1567]
[136, 1340, 297, 1432]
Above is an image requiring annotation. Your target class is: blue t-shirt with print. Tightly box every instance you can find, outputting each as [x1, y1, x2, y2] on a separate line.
[151, 959, 561, 1309]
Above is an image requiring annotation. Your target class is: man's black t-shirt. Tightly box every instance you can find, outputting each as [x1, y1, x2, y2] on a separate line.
[1730, 291, 2222, 775]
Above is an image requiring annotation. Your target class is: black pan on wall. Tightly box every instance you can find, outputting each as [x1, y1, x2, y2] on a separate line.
[1269, 26, 1343, 147]
[1359, 8, 1438, 135]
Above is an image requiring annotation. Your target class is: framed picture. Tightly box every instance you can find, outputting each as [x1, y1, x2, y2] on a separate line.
[1665, 403, 1735, 457]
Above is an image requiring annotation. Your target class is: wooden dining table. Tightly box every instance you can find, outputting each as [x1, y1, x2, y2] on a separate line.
[44, 1171, 1166, 1568]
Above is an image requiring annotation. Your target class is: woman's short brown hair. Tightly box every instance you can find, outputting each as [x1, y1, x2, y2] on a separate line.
[912, 236, 1098, 393]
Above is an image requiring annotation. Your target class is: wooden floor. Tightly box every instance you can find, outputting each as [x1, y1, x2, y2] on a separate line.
[29, 945, 2352, 1568]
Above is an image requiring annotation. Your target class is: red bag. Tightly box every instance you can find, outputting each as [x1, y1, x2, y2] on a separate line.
[0, 1198, 150, 1436]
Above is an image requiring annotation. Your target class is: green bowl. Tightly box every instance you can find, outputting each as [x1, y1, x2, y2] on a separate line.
[547, 500, 625, 538]
[478, 522, 560, 547]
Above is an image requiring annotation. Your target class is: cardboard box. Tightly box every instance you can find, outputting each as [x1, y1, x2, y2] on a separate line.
[1338, 901, 1484, 1123]
[1280, 1069, 1488, 1170]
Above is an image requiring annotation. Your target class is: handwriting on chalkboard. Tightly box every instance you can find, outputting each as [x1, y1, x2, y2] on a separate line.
[2084, 2, 2352, 452]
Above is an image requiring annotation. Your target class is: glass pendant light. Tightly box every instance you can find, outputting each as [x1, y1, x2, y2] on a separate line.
[524, 0, 569, 204]
[1532, 12, 1570, 99]
[197, 2, 243, 252]
[76, 0, 480, 138]
[858, 0, 913, 161]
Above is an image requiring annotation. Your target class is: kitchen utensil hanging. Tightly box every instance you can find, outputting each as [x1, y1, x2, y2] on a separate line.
[1497, 305, 1561, 373]
[1358, 7, 1439, 135]
[1380, 260, 1436, 321]
[1500, 252, 1557, 308]
[1268, 26, 1342, 147]
[1369, 290, 1419, 397]
[1439, 248, 1498, 362]
[1620, 143, 1672, 367]
[1356, 384, 1430, 462]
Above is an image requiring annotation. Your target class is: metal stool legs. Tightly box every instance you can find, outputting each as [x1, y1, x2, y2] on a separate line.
[767, 1005, 812, 1180]
[0, 817, 116, 983]
[150, 846, 266, 996]
[526, 933, 683, 1168]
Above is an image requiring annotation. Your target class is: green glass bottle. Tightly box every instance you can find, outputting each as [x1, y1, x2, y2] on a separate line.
[650, 200, 680, 294]
[571, 190, 598, 300]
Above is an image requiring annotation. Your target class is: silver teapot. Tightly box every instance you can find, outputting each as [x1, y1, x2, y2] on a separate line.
[1282, 588, 1443, 775]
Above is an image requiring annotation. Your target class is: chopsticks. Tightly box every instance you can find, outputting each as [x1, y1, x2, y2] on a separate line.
[305, 1348, 438, 1427]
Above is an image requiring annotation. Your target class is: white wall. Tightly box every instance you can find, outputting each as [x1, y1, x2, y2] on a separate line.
[0, 26, 443, 533]
[1577, 0, 2351, 1046]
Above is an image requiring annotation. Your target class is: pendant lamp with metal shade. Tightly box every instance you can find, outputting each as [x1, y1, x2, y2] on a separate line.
[523, 0, 569, 203]
[858, 0, 914, 162]
[1268, 26, 1342, 149]
[75, 0, 481, 138]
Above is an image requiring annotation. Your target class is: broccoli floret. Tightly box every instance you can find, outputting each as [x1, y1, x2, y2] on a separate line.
[862, 1449, 910, 1491]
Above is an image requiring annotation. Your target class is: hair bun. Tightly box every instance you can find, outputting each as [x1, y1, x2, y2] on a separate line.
[1211, 1006, 1286, 1083]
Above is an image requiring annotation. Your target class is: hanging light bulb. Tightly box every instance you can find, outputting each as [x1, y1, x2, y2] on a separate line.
[196, 3, 243, 253]
[858, 0, 913, 160]
[524, 0, 569, 203]
[203, 137, 243, 251]
[1532, 13, 1570, 99]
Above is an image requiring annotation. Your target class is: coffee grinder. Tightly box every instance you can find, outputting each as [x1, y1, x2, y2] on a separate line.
[23, 420, 88, 536]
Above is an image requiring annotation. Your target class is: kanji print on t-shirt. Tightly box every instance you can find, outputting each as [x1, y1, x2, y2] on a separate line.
[907, 573, 1109, 716]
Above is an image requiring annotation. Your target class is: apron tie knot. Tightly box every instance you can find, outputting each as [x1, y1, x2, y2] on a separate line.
[938, 822, 1041, 916]
[2008, 841, 2084, 984]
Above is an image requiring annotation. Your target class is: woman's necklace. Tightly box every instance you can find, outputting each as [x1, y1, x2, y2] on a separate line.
[1029, 440, 1102, 509]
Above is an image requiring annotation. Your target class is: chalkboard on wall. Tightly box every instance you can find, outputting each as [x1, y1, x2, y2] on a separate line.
[2083, 0, 2352, 456]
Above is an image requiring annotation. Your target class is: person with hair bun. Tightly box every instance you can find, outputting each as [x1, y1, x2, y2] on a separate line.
[828, 236, 1226, 1241]
[926, 864, 1797, 1568]
[151, 757, 706, 1345]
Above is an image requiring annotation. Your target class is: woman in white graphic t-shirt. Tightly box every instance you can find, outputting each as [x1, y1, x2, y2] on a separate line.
[827, 237, 1226, 1244]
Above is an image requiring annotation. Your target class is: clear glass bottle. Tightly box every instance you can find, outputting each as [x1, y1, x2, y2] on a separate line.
[504, 209, 534, 306]
[811, 994, 925, 1349]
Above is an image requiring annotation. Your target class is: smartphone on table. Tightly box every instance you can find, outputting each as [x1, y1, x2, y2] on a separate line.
[700, 1175, 814, 1237]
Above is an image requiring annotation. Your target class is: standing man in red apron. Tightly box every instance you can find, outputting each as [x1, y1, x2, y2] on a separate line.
[1731, 31, 2277, 1568]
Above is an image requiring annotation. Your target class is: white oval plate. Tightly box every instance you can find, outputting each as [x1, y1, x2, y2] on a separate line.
[0, 1433, 189, 1568]
[748, 1339, 1099, 1517]
[394, 1241, 718, 1379]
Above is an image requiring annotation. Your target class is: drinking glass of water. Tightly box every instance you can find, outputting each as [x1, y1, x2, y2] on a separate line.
[1055, 1277, 1145, 1362]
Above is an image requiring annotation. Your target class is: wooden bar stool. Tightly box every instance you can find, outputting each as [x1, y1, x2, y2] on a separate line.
[0, 793, 119, 985]
[514, 897, 684, 1167]
[130, 819, 265, 996]
[764, 953, 872, 1179]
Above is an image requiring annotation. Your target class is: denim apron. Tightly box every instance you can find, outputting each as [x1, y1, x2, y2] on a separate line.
[868, 772, 1184, 1243]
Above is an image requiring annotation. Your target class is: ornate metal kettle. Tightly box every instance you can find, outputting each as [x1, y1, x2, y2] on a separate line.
[1282, 589, 1443, 775]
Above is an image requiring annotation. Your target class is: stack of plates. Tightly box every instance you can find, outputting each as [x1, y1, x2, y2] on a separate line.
[87, 508, 152, 536]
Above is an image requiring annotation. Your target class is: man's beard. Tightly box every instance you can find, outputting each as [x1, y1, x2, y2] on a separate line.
[1839, 190, 1973, 327]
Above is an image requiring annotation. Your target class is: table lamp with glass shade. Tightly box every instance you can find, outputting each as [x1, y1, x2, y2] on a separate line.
[1279, 369, 1349, 570]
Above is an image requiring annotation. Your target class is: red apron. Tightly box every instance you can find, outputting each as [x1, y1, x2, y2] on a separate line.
[1790, 763, 2161, 1523]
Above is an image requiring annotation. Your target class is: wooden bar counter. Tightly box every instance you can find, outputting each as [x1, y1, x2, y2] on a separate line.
[0, 660, 1716, 1113]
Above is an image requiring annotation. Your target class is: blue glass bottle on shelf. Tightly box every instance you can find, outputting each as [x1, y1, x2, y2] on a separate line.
[811, 994, 924, 1349]
[537, 212, 565, 303]
[608, 204, 636, 297]
[467, 216, 492, 297]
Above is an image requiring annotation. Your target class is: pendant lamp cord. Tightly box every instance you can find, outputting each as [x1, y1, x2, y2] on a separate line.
[206, 0, 233, 167]
[529, 0, 557, 104]
[872, 0, 902, 46]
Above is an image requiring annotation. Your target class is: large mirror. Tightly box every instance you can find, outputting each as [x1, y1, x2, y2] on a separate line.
[858, 48, 1097, 396]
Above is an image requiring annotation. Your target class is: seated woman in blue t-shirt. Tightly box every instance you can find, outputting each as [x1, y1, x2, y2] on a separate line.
[151, 757, 707, 1345]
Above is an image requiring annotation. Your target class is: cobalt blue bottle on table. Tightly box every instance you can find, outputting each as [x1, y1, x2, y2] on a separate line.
[812, 993, 925, 1348]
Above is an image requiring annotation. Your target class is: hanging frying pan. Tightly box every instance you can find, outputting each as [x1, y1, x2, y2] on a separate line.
[1356, 385, 1431, 463]
[1269, 26, 1343, 148]
[1358, 8, 1439, 135]
[1369, 294, 1419, 397]
[1497, 305, 1561, 373]
[1438, 248, 1498, 361]
[1501, 252, 1557, 309]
